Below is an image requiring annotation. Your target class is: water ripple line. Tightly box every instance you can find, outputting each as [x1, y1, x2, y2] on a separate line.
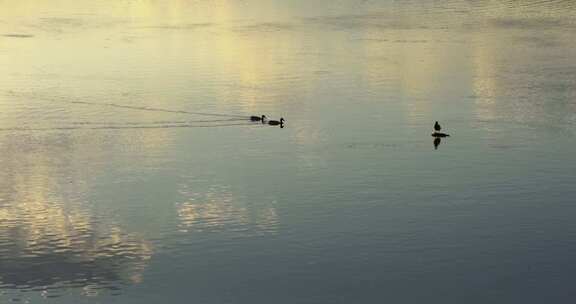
[0, 122, 259, 132]
[68, 118, 247, 125]
[66, 100, 250, 118]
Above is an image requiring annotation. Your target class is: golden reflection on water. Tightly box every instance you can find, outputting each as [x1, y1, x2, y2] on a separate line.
[0, 174, 152, 296]
[471, 32, 500, 123]
[0, 131, 154, 299]
[177, 185, 278, 235]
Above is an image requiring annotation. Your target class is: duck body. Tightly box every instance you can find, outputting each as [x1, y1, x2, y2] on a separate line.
[431, 132, 450, 138]
[250, 115, 266, 122]
[268, 118, 285, 126]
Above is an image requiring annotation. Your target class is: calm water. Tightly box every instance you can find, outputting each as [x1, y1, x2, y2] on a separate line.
[1, 0, 576, 303]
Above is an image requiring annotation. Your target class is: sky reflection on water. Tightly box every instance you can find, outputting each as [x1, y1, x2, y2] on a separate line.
[1, 0, 576, 303]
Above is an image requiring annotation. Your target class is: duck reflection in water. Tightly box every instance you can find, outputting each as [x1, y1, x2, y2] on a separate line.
[432, 133, 449, 149]
[433, 137, 442, 150]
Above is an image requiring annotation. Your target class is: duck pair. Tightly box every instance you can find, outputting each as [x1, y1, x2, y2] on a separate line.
[250, 115, 285, 127]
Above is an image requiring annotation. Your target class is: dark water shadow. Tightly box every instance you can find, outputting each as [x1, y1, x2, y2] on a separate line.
[0, 252, 135, 296]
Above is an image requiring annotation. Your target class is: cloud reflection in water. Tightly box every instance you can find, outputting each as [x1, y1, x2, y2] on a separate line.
[0, 199, 152, 300]
[177, 185, 278, 236]
[0, 135, 153, 301]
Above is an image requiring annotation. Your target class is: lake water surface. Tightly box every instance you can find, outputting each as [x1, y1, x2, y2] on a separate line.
[1, 0, 576, 303]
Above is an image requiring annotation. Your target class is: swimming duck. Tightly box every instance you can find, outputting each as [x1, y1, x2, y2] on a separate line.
[268, 118, 284, 127]
[434, 121, 441, 132]
[250, 115, 266, 122]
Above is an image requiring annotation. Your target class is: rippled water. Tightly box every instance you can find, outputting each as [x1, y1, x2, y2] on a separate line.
[1, 0, 576, 303]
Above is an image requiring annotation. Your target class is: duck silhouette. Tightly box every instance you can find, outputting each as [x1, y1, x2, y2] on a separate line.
[432, 121, 449, 137]
[268, 118, 284, 127]
[250, 115, 266, 123]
